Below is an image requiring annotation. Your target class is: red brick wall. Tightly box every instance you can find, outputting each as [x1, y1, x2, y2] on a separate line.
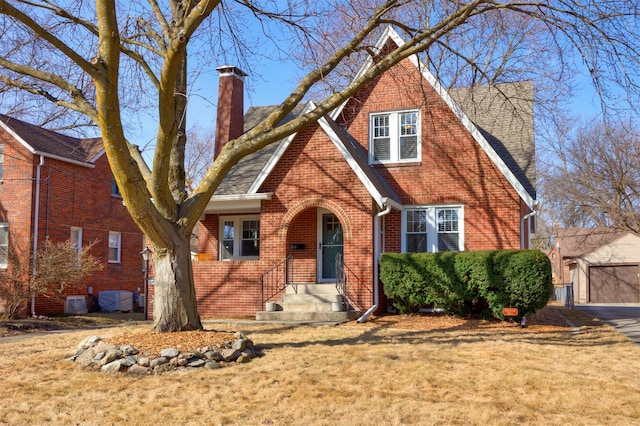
[31, 154, 144, 315]
[340, 52, 523, 251]
[0, 130, 144, 316]
[0, 135, 36, 316]
[195, 123, 377, 316]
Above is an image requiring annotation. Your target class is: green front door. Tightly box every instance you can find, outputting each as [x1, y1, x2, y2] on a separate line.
[319, 211, 343, 281]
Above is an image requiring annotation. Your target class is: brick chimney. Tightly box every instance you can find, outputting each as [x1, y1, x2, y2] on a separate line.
[214, 65, 247, 158]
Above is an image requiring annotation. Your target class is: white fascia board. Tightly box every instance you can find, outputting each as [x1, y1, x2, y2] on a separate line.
[329, 26, 403, 121]
[330, 25, 534, 209]
[247, 101, 315, 194]
[381, 197, 403, 211]
[88, 148, 107, 164]
[0, 119, 36, 154]
[317, 116, 387, 209]
[204, 193, 272, 214]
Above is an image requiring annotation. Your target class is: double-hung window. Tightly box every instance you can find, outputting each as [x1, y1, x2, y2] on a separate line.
[108, 231, 121, 263]
[220, 216, 260, 260]
[370, 110, 420, 163]
[70, 227, 82, 267]
[0, 223, 8, 269]
[403, 206, 463, 252]
[0, 143, 4, 181]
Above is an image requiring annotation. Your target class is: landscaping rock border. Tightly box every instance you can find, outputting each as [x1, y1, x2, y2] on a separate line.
[71, 332, 261, 374]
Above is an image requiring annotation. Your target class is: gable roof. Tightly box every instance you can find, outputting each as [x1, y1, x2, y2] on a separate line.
[332, 26, 536, 208]
[556, 227, 633, 258]
[213, 102, 400, 209]
[214, 26, 537, 210]
[0, 114, 104, 166]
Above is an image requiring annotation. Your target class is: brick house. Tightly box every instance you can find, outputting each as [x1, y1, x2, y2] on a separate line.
[194, 27, 537, 320]
[0, 114, 145, 316]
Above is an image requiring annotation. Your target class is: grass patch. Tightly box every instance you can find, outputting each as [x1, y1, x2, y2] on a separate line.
[0, 305, 639, 425]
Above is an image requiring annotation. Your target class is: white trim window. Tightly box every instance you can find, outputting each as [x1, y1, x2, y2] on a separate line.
[402, 206, 464, 252]
[0, 143, 4, 181]
[0, 223, 8, 269]
[108, 231, 121, 263]
[219, 216, 260, 260]
[70, 227, 82, 267]
[369, 109, 420, 163]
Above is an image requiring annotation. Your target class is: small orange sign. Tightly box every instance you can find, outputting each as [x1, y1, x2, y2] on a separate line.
[503, 307, 519, 317]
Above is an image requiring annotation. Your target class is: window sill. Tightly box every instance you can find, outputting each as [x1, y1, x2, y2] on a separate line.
[221, 257, 260, 262]
[372, 161, 422, 168]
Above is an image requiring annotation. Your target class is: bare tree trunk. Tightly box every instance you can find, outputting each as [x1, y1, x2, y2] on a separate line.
[151, 235, 202, 332]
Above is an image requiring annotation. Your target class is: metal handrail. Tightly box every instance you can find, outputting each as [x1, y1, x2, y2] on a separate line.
[335, 253, 372, 312]
[260, 254, 294, 306]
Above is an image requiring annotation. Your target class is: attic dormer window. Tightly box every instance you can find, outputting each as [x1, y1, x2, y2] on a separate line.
[369, 110, 420, 163]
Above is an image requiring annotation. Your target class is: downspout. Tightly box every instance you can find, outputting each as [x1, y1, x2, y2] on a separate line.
[31, 155, 44, 316]
[520, 210, 537, 249]
[357, 203, 392, 323]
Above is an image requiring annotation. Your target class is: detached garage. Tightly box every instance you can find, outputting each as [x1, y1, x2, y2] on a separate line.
[552, 228, 640, 304]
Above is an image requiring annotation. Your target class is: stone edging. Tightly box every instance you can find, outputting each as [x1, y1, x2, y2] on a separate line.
[71, 332, 260, 374]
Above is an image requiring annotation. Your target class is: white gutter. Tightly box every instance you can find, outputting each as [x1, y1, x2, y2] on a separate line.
[31, 155, 44, 316]
[357, 201, 393, 323]
[203, 192, 273, 215]
[520, 210, 537, 249]
[34, 151, 94, 168]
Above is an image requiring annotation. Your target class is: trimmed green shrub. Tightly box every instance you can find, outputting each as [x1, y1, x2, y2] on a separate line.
[380, 250, 553, 319]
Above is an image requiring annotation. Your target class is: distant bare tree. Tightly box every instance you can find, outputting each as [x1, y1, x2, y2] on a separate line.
[0, 236, 102, 319]
[185, 125, 215, 193]
[542, 119, 640, 233]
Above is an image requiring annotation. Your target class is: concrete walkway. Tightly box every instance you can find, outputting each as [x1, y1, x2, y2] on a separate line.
[575, 304, 640, 345]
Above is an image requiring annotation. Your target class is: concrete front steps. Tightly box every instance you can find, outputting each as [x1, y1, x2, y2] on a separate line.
[256, 283, 361, 323]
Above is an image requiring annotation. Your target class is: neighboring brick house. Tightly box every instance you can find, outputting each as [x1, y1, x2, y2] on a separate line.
[194, 27, 537, 319]
[549, 226, 640, 304]
[0, 114, 145, 316]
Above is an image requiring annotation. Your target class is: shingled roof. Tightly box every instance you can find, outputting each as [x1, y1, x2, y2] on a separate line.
[450, 81, 535, 198]
[555, 227, 630, 258]
[0, 114, 104, 164]
[214, 104, 306, 195]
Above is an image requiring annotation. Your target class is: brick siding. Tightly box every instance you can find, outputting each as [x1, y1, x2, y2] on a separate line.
[0, 133, 144, 316]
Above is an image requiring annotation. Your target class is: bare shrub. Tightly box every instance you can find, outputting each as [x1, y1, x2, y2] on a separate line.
[0, 235, 102, 319]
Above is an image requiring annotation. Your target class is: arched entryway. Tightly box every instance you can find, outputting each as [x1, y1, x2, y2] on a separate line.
[280, 198, 351, 284]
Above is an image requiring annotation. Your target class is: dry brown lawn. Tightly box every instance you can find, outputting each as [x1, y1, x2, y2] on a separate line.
[1, 304, 639, 425]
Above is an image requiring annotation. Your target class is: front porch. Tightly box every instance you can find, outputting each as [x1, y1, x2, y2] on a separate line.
[256, 283, 361, 322]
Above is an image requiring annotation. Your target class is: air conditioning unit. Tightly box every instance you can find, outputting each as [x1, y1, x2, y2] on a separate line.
[98, 290, 133, 312]
[65, 296, 88, 314]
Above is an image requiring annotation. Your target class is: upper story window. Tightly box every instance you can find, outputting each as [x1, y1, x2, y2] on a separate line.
[369, 110, 420, 164]
[108, 231, 121, 263]
[403, 206, 463, 253]
[70, 227, 82, 267]
[0, 223, 8, 269]
[220, 216, 260, 260]
[0, 144, 4, 181]
[111, 175, 121, 197]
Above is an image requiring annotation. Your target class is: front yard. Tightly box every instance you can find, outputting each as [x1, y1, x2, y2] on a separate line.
[0, 304, 638, 425]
